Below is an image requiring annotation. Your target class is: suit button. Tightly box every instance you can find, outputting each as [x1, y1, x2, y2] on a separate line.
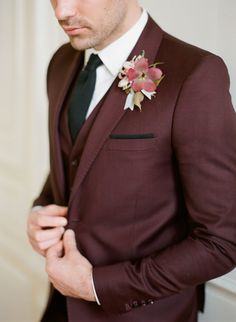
[71, 159, 78, 166]
[147, 299, 154, 305]
[141, 300, 146, 306]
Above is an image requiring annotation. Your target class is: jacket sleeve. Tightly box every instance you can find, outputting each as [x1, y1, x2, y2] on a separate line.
[92, 54, 236, 314]
[32, 173, 54, 207]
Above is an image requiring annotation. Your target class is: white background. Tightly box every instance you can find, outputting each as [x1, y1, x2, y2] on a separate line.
[0, 1, 235, 321]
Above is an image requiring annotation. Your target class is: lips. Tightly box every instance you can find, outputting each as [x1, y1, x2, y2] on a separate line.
[63, 26, 86, 36]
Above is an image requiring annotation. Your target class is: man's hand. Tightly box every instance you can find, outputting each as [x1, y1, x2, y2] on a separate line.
[27, 204, 68, 256]
[45, 229, 96, 302]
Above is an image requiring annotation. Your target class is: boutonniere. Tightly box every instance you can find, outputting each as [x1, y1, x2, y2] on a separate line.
[118, 51, 164, 111]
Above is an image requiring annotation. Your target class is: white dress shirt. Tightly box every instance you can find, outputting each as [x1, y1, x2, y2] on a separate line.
[87, 9, 148, 305]
[85, 9, 148, 119]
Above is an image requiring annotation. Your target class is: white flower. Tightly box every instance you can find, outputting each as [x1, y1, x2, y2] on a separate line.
[118, 77, 129, 89]
[141, 89, 156, 100]
[124, 91, 135, 111]
[123, 61, 135, 70]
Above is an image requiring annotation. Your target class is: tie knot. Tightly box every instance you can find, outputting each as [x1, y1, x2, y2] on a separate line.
[85, 54, 103, 71]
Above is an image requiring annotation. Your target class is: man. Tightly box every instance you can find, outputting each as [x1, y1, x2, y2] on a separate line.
[27, 0, 236, 321]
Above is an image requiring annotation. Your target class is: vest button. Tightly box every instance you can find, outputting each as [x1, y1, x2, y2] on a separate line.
[71, 159, 78, 166]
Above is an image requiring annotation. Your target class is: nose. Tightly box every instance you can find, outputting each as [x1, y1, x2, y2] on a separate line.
[53, 1, 76, 21]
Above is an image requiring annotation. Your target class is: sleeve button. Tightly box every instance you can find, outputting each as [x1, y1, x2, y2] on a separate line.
[132, 301, 139, 308]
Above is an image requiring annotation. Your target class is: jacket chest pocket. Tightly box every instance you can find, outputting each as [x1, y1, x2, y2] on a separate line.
[105, 136, 158, 151]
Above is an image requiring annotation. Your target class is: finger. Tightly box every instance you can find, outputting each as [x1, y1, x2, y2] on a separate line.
[63, 229, 77, 254]
[29, 226, 65, 242]
[30, 213, 67, 228]
[38, 236, 64, 251]
[46, 240, 64, 261]
[38, 205, 68, 217]
[30, 240, 46, 257]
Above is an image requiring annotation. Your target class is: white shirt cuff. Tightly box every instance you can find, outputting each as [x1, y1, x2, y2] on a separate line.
[91, 271, 101, 305]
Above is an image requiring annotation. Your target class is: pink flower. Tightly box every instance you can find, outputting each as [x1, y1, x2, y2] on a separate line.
[127, 57, 163, 92]
[118, 51, 164, 111]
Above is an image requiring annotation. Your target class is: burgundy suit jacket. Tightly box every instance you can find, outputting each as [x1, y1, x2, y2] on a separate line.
[35, 17, 236, 322]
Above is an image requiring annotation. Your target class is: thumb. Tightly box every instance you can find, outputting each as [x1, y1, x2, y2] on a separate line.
[46, 241, 63, 262]
[63, 229, 77, 254]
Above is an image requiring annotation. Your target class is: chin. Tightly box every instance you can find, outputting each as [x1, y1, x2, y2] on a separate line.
[69, 35, 98, 51]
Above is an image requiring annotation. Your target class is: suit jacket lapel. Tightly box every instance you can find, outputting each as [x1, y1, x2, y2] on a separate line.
[69, 16, 164, 204]
[50, 50, 83, 203]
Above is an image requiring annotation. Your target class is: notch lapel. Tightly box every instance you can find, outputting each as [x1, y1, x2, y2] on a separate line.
[69, 17, 164, 205]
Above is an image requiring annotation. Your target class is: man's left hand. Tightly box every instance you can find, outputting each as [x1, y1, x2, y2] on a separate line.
[45, 229, 96, 302]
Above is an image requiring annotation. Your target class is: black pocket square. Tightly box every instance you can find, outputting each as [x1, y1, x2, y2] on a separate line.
[110, 133, 155, 140]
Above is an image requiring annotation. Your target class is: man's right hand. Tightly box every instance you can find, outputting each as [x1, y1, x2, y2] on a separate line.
[27, 204, 68, 256]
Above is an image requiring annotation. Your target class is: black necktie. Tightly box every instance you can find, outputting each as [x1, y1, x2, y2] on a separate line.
[68, 53, 103, 141]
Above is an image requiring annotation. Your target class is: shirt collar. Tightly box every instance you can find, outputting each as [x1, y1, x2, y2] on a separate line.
[85, 9, 148, 76]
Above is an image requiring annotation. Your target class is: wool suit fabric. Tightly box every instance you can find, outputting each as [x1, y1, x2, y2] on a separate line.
[34, 16, 236, 322]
